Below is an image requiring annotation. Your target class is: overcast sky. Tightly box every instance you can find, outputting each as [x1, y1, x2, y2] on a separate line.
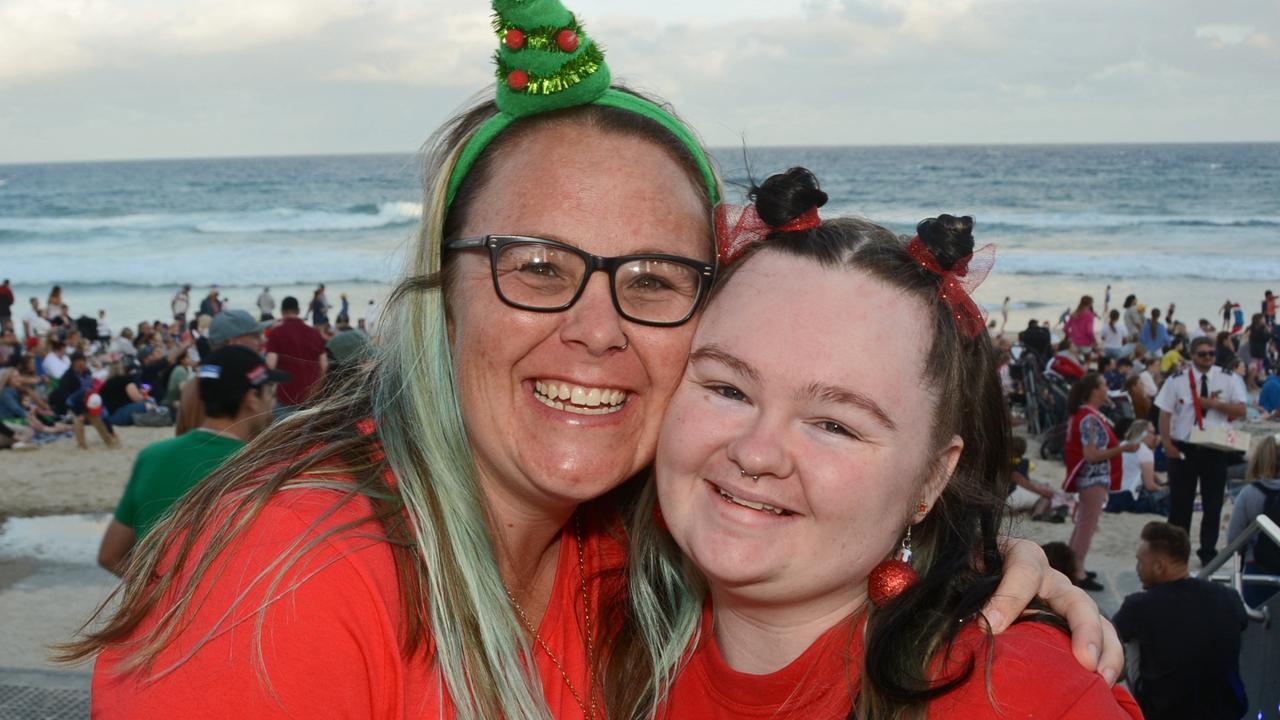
[1, 0, 1276, 163]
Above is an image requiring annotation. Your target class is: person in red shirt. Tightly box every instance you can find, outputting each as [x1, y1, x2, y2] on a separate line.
[265, 295, 327, 411]
[613, 170, 1139, 719]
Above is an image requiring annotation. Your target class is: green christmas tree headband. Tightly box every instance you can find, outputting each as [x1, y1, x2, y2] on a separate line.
[445, 0, 720, 209]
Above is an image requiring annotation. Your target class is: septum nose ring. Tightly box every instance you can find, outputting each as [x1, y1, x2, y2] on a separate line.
[739, 468, 760, 483]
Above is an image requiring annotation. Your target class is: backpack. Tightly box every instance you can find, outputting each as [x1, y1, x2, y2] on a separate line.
[1251, 482, 1280, 572]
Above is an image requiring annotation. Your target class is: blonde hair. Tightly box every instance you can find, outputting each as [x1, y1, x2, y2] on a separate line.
[1248, 435, 1277, 481]
[1126, 419, 1152, 442]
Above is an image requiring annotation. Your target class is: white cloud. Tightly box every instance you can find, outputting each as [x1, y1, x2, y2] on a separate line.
[1195, 23, 1255, 47]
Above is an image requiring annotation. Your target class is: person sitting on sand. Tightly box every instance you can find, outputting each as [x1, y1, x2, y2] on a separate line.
[0, 367, 73, 435]
[1106, 419, 1169, 515]
[1007, 436, 1070, 522]
[98, 345, 288, 576]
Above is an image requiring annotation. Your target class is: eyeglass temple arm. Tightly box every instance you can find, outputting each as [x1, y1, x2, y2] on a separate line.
[443, 236, 490, 251]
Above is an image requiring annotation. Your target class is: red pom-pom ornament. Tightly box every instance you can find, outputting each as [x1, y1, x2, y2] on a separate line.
[868, 558, 918, 607]
[868, 529, 918, 608]
[506, 69, 529, 91]
[556, 29, 579, 52]
[504, 28, 525, 50]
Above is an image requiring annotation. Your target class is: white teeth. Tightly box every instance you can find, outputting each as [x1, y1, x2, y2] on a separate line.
[533, 380, 628, 415]
[717, 487, 789, 516]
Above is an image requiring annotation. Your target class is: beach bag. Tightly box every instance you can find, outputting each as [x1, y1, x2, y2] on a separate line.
[132, 406, 173, 427]
[1251, 483, 1280, 573]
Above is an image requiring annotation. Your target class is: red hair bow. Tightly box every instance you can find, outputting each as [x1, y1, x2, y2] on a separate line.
[715, 203, 821, 266]
[906, 237, 996, 338]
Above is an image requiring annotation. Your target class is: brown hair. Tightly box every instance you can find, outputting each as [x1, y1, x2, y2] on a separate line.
[611, 168, 1018, 720]
[1141, 521, 1191, 565]
[1067, 372, 1103, 414]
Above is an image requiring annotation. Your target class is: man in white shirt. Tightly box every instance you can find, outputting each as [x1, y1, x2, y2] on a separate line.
[1155, 336, 1248, 566]
[172, 284, 191, 324]
[22, 297, 50, 342]
[256, 287, 275, 321]
[42, 338, 71, 380]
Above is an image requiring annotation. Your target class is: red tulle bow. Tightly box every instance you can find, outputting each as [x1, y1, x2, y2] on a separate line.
[906, 236, 996, 338]
[715, 204, 821, 266]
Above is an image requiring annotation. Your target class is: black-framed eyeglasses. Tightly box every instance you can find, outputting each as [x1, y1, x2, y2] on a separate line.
[444, 235, 714, 327]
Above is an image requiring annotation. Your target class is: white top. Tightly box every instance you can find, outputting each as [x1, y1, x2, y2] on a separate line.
[172, 291, 190, 315]
[1099, 322, 1125, 350]
[1138, 370, 1158, 397]
[1120, 443, 1154, 498]
[257, 291, 275, 314]
[1153, 364, 1249, 442]
[43, 351, 70, 380]
[23, 308, 50, 339]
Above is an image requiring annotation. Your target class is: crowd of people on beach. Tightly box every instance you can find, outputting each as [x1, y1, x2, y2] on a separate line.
[0, 280, 376, 453]
[995, 287, 1279, 718]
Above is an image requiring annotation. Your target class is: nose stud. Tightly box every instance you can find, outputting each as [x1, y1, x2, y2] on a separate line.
[739, 468, 760, 483]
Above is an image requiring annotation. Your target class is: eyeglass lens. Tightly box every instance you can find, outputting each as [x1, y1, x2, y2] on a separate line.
[494, 240, 702, 324]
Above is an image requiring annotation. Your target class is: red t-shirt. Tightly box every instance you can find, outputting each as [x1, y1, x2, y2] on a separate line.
[92, 487, 627, 719]
[264, 317, 326, 405]
[661, 609, 1142, 719]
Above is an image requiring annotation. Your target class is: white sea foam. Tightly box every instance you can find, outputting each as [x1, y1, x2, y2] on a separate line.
[0, 201, 422, 236]
[996, 251, 1280, 281]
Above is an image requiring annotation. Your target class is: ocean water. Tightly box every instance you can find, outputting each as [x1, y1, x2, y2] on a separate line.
[2, 144, 1278, 329]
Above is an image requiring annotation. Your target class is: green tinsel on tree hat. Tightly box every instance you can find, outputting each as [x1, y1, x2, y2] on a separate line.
[445, 0, 719, 209]
[492, 0, 611, 117]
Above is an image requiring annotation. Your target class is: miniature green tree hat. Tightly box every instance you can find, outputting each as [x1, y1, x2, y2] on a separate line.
[445, 0, 720, 208]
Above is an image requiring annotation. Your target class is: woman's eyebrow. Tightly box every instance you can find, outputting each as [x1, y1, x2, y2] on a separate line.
[688, 344, 760, 384]
[799, 381, 898, 432]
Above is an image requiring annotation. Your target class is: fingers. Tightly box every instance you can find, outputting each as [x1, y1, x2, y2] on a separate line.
[1096, 617, 1123, 685]
[980, 538, 1047, 635]
[1039, 570, 1105, 674]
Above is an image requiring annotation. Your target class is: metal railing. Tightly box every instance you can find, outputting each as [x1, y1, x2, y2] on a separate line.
[1197, 514, 1280, 623]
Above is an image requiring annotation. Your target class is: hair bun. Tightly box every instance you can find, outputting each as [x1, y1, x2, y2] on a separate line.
[916, 214, 975, 273]
[749, 167, 828, 229]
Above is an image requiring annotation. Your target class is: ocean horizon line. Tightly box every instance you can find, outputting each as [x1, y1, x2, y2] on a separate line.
[4, 139, 1280, 169]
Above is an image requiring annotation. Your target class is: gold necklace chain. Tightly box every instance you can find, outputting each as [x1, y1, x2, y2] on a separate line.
[506, 514, 598, 720]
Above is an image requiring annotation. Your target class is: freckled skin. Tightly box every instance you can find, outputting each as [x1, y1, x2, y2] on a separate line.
[448, 122, 711, 519]
[656, 252, 961, 611]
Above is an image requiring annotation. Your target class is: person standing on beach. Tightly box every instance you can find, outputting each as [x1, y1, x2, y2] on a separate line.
[1140, 307, 1170, 352]
[1099, 309, 1126, 358]
[22, 297, 50, 344]
[256, 286, 275, 321]
[1155, 336, 1247, 566]
[97, 345, 287, 576]
[1064, 295, 1098, 355]
[171, 285, 191, 325]
[198, 286, 222, 318]
[1122, 295, 1142, 342]
[0, 279, 13, 328]
[265, 296, 326, 415]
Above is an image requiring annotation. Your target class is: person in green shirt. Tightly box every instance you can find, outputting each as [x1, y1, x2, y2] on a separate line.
[98, 345, 288, 575]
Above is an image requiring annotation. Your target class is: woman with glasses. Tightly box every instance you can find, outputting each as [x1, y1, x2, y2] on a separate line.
[70, 3, 1116, 718]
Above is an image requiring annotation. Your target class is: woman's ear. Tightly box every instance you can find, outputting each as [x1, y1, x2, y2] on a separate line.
[919, 434, 963, 518]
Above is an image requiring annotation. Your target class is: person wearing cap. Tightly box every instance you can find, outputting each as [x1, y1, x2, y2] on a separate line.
[98, 345, 288, 576]
[173, 309, 270, 436]
[264, 296, 327, 415]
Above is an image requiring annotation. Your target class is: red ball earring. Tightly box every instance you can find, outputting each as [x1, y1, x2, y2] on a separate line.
[868, 525, 919, 608]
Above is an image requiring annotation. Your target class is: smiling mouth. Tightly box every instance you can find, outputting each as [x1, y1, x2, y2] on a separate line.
[534, 380, 629, 416]
[715, 485, 793, 516]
